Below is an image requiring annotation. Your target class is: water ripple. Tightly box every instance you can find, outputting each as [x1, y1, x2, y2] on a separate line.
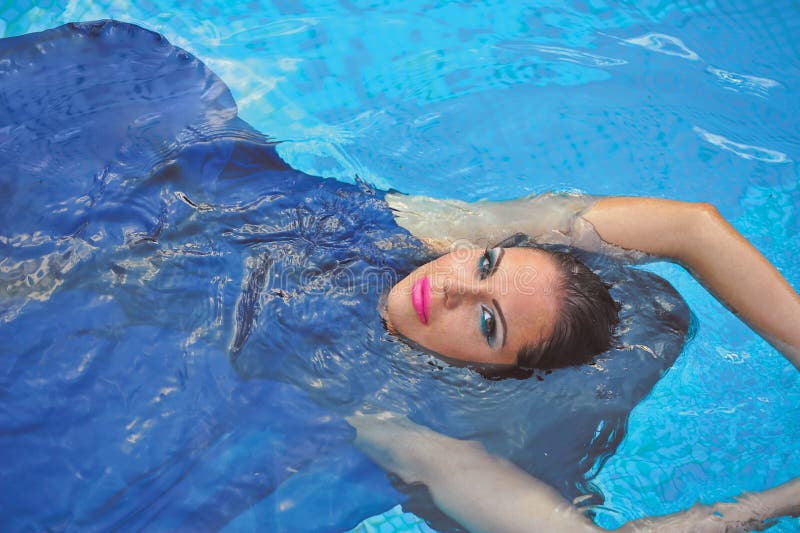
[693, 126, 791, 164]
[498, 41, 627, 68]
[705, 65, 781, 99]
[533, 45, 627, 67]
[0, 235, 96, 322]
[623, 32, 700, 61]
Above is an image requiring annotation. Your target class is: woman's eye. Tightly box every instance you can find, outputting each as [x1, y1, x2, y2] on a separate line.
[480, 305, 496, 347]
[478, 247, 497, 280]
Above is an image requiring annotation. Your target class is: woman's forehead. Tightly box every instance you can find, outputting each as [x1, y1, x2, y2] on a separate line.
[500, 247, 559, 278]
[496, 248, 562, 351]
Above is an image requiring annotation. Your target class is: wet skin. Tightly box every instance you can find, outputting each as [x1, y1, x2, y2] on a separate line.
[385, 247, 563, 366]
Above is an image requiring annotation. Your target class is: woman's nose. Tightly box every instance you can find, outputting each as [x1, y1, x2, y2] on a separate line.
[442, 278, 482, 310]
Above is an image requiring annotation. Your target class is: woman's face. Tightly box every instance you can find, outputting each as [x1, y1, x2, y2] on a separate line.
[385, 247, 563, 366]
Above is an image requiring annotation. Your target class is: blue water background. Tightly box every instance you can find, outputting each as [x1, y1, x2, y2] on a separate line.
[2, 0, 799, 530]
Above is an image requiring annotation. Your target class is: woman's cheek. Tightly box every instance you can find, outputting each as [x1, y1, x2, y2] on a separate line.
[435, 310, 470, 355]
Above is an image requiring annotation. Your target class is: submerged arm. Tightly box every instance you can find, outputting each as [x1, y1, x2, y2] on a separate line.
[583, 198, 800, 370]
[349, 413, 800, 533]
[349, 413, 597, 533]
[385, 191, 601, 252]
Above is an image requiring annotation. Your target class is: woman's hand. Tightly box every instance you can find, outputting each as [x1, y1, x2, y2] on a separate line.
[620, 476, 800, 532]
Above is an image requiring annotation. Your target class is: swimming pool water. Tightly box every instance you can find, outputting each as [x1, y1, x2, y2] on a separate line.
[2, 1, 799, 531]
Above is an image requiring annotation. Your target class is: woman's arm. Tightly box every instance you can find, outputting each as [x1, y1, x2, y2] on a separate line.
[349, 413, 800, 533]
[583, 198, 800, 370]
[348, 412, 598, 533]
[385, 191, 602, 252]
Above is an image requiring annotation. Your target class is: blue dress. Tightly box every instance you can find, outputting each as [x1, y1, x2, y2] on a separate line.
[0, 20, 689, 531]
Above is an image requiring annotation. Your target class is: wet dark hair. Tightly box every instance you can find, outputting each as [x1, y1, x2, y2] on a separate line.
[516, 250, 620, 371]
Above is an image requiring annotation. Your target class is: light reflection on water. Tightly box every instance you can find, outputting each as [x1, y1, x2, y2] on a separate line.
[2, 0, 799, 531]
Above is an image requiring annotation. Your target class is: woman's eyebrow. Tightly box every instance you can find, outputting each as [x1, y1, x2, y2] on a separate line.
[492, 298, 508, 348]
[492, 247, 505, 274]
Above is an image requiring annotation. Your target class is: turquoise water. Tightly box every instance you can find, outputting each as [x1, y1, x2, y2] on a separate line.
[2, 1, 799, 531]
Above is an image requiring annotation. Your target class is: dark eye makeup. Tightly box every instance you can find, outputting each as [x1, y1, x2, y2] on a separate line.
[477, 247, 504, 347]
[478, 247, 498, 280]
[480, 304, 496, 346]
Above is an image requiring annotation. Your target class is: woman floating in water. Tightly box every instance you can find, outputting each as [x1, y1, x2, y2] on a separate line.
[1, 20, 798, 531]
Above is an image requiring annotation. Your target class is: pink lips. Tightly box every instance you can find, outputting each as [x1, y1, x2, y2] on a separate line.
[411, 276, 430, 325]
